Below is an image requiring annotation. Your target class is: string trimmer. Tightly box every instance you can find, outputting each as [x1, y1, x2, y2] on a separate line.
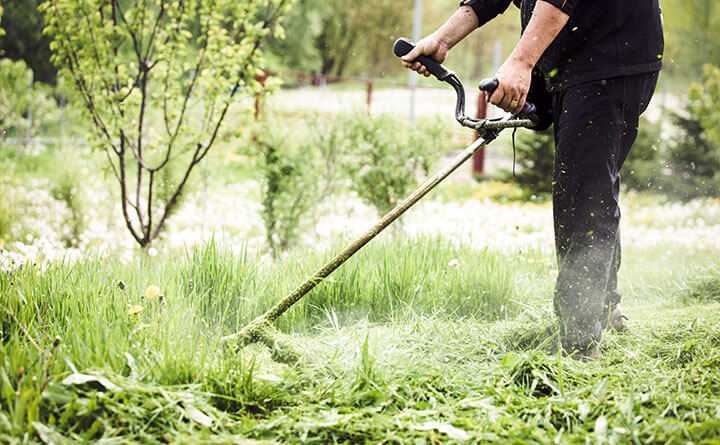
[221, 38, 538, 360]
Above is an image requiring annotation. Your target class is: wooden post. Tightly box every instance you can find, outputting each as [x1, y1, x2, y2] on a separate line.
[366, 80, 373, 114]
[254, 71, 268, 120]
[472, 91, 488, 178]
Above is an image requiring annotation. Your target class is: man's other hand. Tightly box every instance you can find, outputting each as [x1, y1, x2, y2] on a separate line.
[490, 58, 533, 114]
[401, 35, 449, 78]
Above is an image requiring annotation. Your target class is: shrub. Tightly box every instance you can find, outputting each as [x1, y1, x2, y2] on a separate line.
[254, 123, 321, 258]
[0, 179, 16, 245]
[623, 117, 665, 192]
[341, 115, 446, 215]
[505, 129, 555, 198]
[663, 65, 720, 200]
[48, 165, 86, 248]
[0, 59, 60, 140]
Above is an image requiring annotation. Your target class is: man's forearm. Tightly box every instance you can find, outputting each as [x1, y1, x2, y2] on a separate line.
[489, 1, 569, 113]
[508, 1, 569, 70]
[431, 6, 479, 51]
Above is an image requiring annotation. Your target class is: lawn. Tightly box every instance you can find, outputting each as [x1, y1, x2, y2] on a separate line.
[2, 236, 720, 444]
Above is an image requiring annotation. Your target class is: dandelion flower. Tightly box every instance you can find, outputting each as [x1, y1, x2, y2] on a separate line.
[128, 304, 144, 316]
[144, 285, 162, 301]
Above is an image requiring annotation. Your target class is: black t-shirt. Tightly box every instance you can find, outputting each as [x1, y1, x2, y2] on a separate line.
[461, 0, 664, 92]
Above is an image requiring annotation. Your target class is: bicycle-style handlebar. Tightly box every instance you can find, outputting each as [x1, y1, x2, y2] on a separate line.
[393, 38, 537, 137]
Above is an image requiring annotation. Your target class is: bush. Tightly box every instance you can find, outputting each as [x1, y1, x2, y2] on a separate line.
[0, 179, 16, 246]
[0, 59, 60, 139]
[254, 122, 322, 258]
[341, 114, 446, 215]
[48, 164, 86, 248]
[504, 129, 555, 198]
[623, 117, 665, 192]
[663, 65, 720, 200]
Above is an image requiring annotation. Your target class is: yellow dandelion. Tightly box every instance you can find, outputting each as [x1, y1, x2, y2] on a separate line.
[128, 304, 144, 316]
[144, 285, 162, 301]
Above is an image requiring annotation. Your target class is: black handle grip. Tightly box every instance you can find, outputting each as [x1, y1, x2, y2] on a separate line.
[394, 38, 452, 81]
[479, 78, 537, 119]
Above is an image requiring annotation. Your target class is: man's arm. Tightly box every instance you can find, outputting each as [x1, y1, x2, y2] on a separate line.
[491, 1, 569, 114]
[401, 1, 570, 114]
[401, 6, 479, 77]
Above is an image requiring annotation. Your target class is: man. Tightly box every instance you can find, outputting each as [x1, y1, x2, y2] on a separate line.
[402, 0, 664, 359]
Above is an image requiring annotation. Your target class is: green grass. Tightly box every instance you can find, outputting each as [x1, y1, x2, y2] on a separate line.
[1, 239, 719, 443]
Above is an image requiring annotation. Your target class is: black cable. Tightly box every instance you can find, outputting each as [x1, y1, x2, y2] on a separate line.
[512, 127, 518, 178]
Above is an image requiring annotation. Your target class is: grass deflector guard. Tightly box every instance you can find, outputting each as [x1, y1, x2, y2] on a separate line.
[221, 39, 537, 358]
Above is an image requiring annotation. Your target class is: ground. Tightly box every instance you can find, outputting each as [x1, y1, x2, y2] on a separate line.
[2, 210, 719, 443]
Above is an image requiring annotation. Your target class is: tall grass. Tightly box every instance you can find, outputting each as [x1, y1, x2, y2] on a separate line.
[177, 237, 523, 334]
[0, 237, 529, 441]
[1, 236, 525, 377]
[1, 236, 720, 442]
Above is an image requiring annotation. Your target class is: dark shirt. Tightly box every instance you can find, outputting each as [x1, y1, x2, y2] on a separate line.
[460, 0, 664, 92]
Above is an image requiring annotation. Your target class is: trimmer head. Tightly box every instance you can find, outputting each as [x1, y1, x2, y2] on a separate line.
[221, 318, 300, 364]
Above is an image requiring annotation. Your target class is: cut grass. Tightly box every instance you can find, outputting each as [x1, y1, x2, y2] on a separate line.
[1, 239, 719, 443]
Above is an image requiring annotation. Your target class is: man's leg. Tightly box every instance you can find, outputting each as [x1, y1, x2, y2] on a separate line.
[604, 72, 659, 330]
[551, 73, 658, 353]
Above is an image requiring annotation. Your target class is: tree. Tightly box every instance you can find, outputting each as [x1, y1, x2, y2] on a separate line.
[266, 0, 325, 73]
[664, 65, 720, 199]
[0, 58, 60, 138]
[42, 0, 291, 248]
[267, 0, 409, 78]
[0, 0, 57, 84]
[661, 0, 720, 78]
[313, 0, 408, 78]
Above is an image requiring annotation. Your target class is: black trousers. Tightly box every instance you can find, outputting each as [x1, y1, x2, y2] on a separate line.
[549, 72, 658, 350]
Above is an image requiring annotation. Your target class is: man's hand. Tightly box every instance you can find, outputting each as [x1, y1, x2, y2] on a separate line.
[399, 5, 480, 77]
[489, 58, 533, 115]
[401, 35, 449, 78]
[490, 1, 569, 114]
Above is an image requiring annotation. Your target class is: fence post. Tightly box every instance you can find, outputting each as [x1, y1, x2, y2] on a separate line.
[254, 70, 268, 120]
[366, 80, 373, 114]
[472, 91, 488, 178]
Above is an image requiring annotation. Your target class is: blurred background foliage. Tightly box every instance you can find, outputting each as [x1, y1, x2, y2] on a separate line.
[2, 0, 720, 254]
[4, 0, 713, 83]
